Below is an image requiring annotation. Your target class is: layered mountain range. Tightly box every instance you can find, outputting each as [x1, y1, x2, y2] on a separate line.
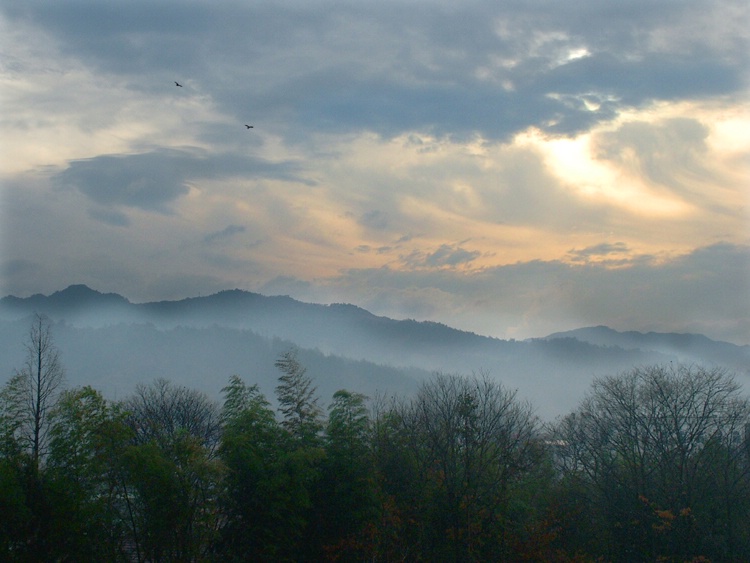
[2, 285, 748, 419]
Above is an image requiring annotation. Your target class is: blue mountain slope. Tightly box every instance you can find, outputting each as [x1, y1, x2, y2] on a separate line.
[544, 326, 750, 371]
[1, 286, 746, 419]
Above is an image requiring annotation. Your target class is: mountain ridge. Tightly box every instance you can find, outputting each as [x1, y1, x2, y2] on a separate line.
[2, 285, 747, 419]
[3, 284, 745, 350]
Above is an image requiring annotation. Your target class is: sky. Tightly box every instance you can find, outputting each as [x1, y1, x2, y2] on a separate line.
[1, 0, 748, 344]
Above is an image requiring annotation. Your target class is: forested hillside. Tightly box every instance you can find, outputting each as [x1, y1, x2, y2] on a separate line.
[2, 315, 750, 561]
[4, 285, 747, 419]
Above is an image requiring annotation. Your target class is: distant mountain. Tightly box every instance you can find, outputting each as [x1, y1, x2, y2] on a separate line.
[1, 284, 129, 311]
[2, 285, 748, 419]
[543, 326, 750, 371]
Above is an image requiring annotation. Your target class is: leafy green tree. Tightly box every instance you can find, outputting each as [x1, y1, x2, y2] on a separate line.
[218, 374, 315, 561]
[121, 379, 223, 561]
[317, 390, 378, 559]
[0, 448, 33, 555]
[275, 348, 324, 446]
[45, 386, 132, 560]
[369, 395, 424, 561]
[273, 350, 329, 560]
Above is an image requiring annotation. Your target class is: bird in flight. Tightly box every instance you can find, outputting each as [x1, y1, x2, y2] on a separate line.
[175, 81, 183, 87]
[245, 124, 253, 129]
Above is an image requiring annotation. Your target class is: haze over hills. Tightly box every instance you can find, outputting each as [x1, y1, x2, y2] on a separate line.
[1, 285, 748, 419]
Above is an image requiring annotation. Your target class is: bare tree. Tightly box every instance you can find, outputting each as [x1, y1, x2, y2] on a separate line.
[123, 378, 221, 455]
[397, 372, 540, 560]
[553, 364, 750, 561]
[0, 313, 65, 469]
[120, 379, 223, 561]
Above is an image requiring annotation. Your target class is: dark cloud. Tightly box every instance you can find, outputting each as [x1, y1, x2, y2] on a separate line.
[53, 148, 314, 214]
[359, 209, 389, 231]
[4, 1, 746, 142]
[567, 242, 630, 262]
[426, 245, 482, 268]
[88, 207, 131, 227]
[54, 151, 191, 211]
[395, 233, 418, 244]
[403, 243, 482, 269]
[1, 258, 40, 279]
[204, 224, 246, 244]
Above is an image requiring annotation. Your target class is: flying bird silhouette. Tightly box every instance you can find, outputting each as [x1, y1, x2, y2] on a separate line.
[245, 124, 253, 129]
[174, 81, 183, 87]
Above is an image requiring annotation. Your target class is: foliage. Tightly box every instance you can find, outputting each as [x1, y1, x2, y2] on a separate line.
[275, 347, 324, 446]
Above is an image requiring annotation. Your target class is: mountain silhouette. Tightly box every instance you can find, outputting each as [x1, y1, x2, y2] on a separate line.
[543, 325, 749, 370]
[1, 285, 747, 419]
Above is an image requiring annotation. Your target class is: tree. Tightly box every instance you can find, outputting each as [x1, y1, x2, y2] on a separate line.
[383, 372, 542, 561]
[275, 348, 323, 446]
[0, 313, 65, 470]
[124, 378, 222, 455]
[368, 393, 424, 561]
[120, 379, 223, 561]
[0, 316, 68, 563]
[318, 390, 378, 558]
[553, 364, 750, 561]
[217, 374, 313, 561]
[45, 386, 131, 560]
[0, 450, 32, 554]
[0, 387, 110, 562]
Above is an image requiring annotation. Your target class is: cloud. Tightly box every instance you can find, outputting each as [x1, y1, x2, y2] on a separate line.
[358, 210, 390, 231]
[1, 0, 748, 348]
[0, 258, 39, 279]
[4, 1, 746, 144]
[53, 148, 314, 215]
[566, 242, 632, 264]
[401, 243, 483, 269]
[55, 151, 191, 211]
[88, 207, 131, 227]
[594, 118, 716, 197]
[318, 242, 750, 344]
[204, 224, 246, 244]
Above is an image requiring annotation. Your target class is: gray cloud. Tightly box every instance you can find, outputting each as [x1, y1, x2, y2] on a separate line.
[88, 207, 131, 227]
[402, 243, 483, 269]
[1, 258, 40, 280]
[426, 245, 482, 268]
[567, 242, 631, 263]
[204, 224, 246, 244]
[4, 1, 746, 142]
[53, 148, 313, 214]
[359, 209, 389, 231]
[55, 151, 191, 211]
